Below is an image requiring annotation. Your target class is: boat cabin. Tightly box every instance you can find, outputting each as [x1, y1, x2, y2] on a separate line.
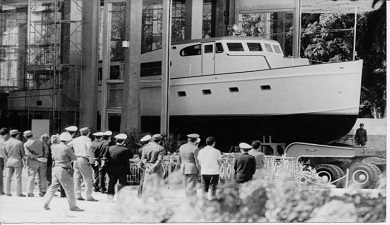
[140, 36, 309, 79]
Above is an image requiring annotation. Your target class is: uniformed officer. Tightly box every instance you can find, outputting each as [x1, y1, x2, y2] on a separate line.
[43, 132, 83, 211]
[4, 129, 25, 197]
[137, 134, 151, 197]
[105, 133, 132, 202]
[178, 133, 201, 197]
[97, 131, 115, 193]
[141, 134, 164, 201]
[65, 126, 78, 138]
[68, 127, 97, 201]
[91, 132, 104, 192]
[234, 143, 256, 184]
[23, 130, 49, 197]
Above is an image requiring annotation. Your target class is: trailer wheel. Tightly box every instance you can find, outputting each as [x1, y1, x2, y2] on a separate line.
[314, 164, 345, 188]
[348, 163, 381, 189]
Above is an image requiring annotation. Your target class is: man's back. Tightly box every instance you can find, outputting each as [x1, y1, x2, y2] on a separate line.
[68, 136, 91, 156]
[107, 145, 131, 173]
[179, 142, 199, 174]
[24, 138, 47, 158]
[5, 138, 24, 167]
[234, 153, 256, 183]
[197, 146, 221, 175]
[248, 149, 265, 169]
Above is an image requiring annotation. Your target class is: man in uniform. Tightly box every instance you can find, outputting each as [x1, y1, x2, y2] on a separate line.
[97, 130, 114, 193]
[248, 140, 266, 179]
[234, 143, 256, 184]
[178, 133, 201, 197]
[355, 123, 368, 146]
[43, 132, 83, 211]
[0, 128, 9, 195]
[41, 134, 52, 187]
[91, 132, 104, 192]
[141, 134, 164, 201]
[68, 127, 97, 201]
[4, 129, 25, 197]
[105, 133, 132, 202]
[137, 134, 151, 197]
[23, 130, 49, 197]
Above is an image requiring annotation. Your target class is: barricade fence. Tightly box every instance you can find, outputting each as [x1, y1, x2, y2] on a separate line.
[126, 154, 298, 184]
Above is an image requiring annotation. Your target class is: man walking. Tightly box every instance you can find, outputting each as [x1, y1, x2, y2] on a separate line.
[43, 132, 83, 211]
[355, 123, 368, 147]
[41, 134, 52, 186]
[142, 134, 164, 201]
[4, 129, 25, 197]
[0, 128, 9, 196]
[97, 130, 114, 193]
[197, 136, 222, 200]
[68, 127, 97, 201]
[234, 143, 256, 184]
[105, 133, 132, 202]
[178, 133, 200, 197]
[91, 132, 103, 192]
[23, 130, 49, 197]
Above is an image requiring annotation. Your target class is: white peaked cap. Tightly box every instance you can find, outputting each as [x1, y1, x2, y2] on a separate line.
[65, 126, 78, 132]
[239, 142, 252, 150]
[140, 135, 151, 142]
[59, 132, 73, 142]
[103, 131, 112, 136]
[114, 133, 127, 140]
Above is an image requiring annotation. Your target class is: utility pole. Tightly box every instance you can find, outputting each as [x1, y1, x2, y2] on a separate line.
[160, 0, 172, 136]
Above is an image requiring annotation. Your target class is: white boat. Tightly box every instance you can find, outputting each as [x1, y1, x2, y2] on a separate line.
[137, 36, 362, 149]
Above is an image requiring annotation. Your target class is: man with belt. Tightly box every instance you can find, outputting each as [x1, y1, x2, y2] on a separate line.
[90, 132, 103, 192]
[97, 130, 114, 193]
[141, 134, 164, 201]
[68, 127, 97, 201]
[4, 129, 25, 197]
[178, 133, 201, 197]
[0, 127, 9, 196]
[43, 132, 83, 211]
[105, 133, 132, 202]
[23, 130, 49, 197]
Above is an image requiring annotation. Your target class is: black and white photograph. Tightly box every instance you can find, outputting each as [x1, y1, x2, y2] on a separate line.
[0, 0, 386, 223]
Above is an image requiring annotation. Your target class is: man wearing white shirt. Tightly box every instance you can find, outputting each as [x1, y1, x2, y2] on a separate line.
[197, 136, 222, 200]
[68, 127, 97, 201]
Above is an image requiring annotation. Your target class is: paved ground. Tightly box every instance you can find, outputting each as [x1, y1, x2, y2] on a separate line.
[0, 169, 201, 223]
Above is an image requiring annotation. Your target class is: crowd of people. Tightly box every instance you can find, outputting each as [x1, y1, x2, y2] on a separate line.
[0, 125, 267, 211]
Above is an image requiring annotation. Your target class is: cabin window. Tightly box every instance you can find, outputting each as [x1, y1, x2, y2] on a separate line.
[273, 45, 282, 54]
[204, 45, 213, 53]
[227, 43, 244, 51]
[178, 91, 186, 97]
[180, 44, 201, 56]
[247, 43, 263, 51]
[229, 87, 239, 92]
[216, 43, 224, 53]
[202, 89, 212, 95]
[141, 61, 162, 77]
[264, 43, 273, 52]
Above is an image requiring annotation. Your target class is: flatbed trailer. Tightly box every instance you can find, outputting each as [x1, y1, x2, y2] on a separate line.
[283, 142, 386, 188]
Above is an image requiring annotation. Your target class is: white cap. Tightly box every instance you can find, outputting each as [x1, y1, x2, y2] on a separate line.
[187, 133, 200, 138]
[114, 133, 127, 140]
[65, 126, 78, 132]
[140, 135, 151, 142]
[103, 131, 112, 136]
[239, 142, 252, 150]
[93, 132, 104, 136]
[59, 132, 73, 142]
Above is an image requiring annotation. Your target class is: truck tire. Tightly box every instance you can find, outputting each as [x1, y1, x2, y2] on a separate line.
[314, 164, 345, 188]
[347, 163, 381, 189]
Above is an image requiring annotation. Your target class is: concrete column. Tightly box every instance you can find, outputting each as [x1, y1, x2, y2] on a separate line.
[229, 0, 239, 27]
[185, 0, 203, 40]
[80, 0, 99, 130]
[17, 15, 27, 90]
[120, 0, 142, 133]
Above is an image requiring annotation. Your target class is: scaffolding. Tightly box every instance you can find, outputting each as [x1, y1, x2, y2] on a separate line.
[26, 0, 82, 134]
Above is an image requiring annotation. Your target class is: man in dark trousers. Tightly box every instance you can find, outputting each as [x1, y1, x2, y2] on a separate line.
[90, 132, 103, 192]
[97, 131, 115, 193]
[355, 123, 368, 147]
[105, 133, 132, 202]
[234, 142, 256, 184]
